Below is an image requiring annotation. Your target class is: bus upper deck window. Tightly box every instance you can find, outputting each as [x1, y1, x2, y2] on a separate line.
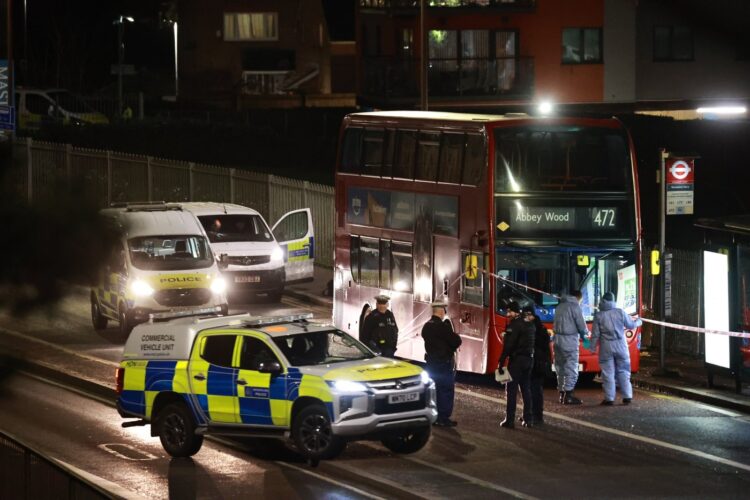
[340, 127, 363, 173]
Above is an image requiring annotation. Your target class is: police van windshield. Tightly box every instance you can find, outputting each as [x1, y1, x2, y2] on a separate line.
[128, 235, 214, 271]
[496, 250, 636, 321]
[198, 215, 274, 243]
[272, 330, 375, 366]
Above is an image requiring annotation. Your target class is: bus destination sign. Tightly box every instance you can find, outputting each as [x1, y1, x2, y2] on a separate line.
[502, 206, 619, 233]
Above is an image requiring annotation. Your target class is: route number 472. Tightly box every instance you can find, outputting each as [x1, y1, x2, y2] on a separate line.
[593, 209, 616, 227]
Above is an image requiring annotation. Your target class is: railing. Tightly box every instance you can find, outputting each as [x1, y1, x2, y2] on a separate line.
[9, 138, 335, 267]
[362, 56, 534, 101]
[359, 0, 535, 10]
[0, 430, 110, 499]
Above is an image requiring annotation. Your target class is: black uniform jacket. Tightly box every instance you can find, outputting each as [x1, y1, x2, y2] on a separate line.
[361, 309, 399, 351]
[499, 317, 535, 367]
[422, 315, 462, 365]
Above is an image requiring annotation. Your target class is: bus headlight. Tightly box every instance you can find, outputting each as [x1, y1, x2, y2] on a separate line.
[271, 247, 284, 262]
[210, 277, 227, 294]
[130, 279, 154, 297]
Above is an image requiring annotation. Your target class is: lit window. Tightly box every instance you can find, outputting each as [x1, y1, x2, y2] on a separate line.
[562, 28, 602, 64]
[224, 12, 278, 41]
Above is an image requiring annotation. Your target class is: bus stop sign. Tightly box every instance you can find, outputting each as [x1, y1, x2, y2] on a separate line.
[666, 158, 695, 215]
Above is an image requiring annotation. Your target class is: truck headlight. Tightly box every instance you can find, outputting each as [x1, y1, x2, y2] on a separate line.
[420, 371, 432, 385]
[210, 277, 227, 294]
[130, 279, 154, 297]
[329, 380, 368, 392]
[271, 247, 284, 262]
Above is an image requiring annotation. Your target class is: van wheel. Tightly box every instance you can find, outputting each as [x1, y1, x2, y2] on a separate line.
[119, 306, 133, 335]
[91, 295, 108, 330]
[158, 403, 203, 457]
[292, 405, 345, 460]
[381, 426, 431, 454]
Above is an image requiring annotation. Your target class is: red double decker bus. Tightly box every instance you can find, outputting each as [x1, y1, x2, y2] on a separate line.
[333, 111, 642, 376]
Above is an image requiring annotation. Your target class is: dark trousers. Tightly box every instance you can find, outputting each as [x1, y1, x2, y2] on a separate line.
[427, 361, 455, 421]
[505, 355, 532, 422]
[530, 373, 545, 421]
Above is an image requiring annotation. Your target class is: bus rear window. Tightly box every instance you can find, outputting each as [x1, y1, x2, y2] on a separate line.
[494, 126, 630, 193]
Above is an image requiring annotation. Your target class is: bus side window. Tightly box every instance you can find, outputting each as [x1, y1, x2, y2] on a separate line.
[415, 132, 440, 182]
[439, 133, 464, 184]
[394, 129, 417, 179]
[463, 134, 485, 185]
[363, 128, 384, 176]
[340, 127, 363, 173]
[350, 236, 360, 283]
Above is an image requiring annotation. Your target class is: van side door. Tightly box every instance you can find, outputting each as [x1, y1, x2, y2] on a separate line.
[272, 208, 315, 283]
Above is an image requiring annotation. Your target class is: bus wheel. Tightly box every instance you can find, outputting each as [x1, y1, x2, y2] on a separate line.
[292, 405, 345, 460]
[90, 294, 108, 330]
[157, 403, 203, 457]
[381, 426, 431, 454]
[119, 306, 133, 336]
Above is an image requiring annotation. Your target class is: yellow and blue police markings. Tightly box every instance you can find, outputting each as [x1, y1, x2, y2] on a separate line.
[283, 236, 314, 263]
[98, 271, 214, 315]
[98, 272, 128, 315]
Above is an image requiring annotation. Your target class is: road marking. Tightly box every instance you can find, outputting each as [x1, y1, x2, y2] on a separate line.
[274, 461, 387, 500]
[327, 461, 427, 498]
[98, 443, 158, 461]
[457, 387, 750, 473]
[0, 326, 118, 367]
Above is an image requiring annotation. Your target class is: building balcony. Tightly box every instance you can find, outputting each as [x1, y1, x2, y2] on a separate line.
[359, 0, 535, 13]
[360, 56, 534, 106]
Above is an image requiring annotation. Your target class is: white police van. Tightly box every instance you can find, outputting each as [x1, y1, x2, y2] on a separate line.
[91, 202, 229, 334]
[182, 203, 315, 301]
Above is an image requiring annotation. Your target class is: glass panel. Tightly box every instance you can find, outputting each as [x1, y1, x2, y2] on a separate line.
[562, 28, 581, 63]
[653, 26, 671, 60]
[429, 30, 458, 95]
[415, 132, 440, 181]
[128, 235, 213, 271]
[240, 337, 279, 370]
[274, 212, 308, 241]
[462, 134, 486, 185]
[360, 237, 380, 287]
[400, 28, 414, 57]
[673, 26, 693, 60]
[461, 250, 483, 305]
[198, 215, 273, 243]
[494, 126, 630, 192]
[382, 129, 396, 177]
[583, 29, 601, 62]
[202, 335, 237, 367]
[394, 130, 418, 179]
[392, 242, 413, 293]
[380, 239, 392, 290]
[340, 127, 362, 173]
[272, 330, 373, 366]
[350, 236, 360, 282]
[363, 128, 384, 176]
[224, 13, 278, 41]
[439, 133, 464, 183]
[495, 31, 517, 91]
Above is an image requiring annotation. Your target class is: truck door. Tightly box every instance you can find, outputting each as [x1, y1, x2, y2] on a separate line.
[236, 335, 288, 426]
[188, 334, 239, 423]
[272, 208, 314, 283]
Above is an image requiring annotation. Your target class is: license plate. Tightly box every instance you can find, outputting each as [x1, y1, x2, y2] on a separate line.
[235, 275, 260, 283]
[388, 392, 419, 404]
[551, 364, 584, 372]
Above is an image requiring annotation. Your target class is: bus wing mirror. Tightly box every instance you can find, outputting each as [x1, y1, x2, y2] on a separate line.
[651, 250, 660, 276]
[464, 254, 478, 280]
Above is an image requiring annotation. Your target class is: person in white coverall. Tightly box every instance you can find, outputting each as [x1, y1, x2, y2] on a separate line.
[590, 292, 643, 405]
[553, 290, 589, 405]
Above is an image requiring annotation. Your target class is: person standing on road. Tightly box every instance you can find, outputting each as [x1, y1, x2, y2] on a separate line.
[524, 305, 551, 425]
[591, 292, 643, 405]
[552, 290, 589, 405]
[361, 295, 399, 357]
[358, 303, 371, 340]
[422, 299, 462, 427]
[497, 302, 535, 428]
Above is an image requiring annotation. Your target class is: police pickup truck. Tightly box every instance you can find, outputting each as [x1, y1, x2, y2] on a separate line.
[117, 312, 437, 460]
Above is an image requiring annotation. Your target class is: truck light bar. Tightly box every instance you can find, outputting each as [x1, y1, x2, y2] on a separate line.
[243, 313, 313, 327]
[148, 306, 223, 322]
[109, 201, 183, 212]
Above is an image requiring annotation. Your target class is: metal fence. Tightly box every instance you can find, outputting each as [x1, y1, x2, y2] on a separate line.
[0, 430, 110, 499]
[10, 138, 335, 267]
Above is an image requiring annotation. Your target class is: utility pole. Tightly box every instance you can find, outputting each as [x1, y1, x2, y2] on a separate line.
[658, 148, 667, 371]
[114, 16, 134, 118]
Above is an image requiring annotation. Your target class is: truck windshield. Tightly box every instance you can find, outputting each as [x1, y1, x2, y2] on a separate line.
[128, 235, 214, 271]
[198, 214, 274, 243]
[495, 249, 636, 321]
[272, 330, 375, 366]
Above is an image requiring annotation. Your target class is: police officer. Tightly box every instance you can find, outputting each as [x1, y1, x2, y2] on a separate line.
[498, 302, 535, 428]
[591, 292, 643, 405]
[361, 295, 399, 357]
[422, 299, 462, 427]
[524, 305, 551, 425]
[552, 289, 588, 405]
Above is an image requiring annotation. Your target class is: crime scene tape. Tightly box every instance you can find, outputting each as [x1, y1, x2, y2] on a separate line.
[640, 317, 750, 339]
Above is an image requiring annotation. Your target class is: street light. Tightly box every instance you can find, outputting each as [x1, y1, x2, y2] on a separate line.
[113, 15, 134, 118]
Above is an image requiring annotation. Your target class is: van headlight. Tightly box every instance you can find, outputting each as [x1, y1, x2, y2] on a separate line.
[328, 380, 368, 392]
[130, 279, 154, 297]
[210, 277, 227, 294]
[420, 370, 432, 385]
[271, 247, 284, 262]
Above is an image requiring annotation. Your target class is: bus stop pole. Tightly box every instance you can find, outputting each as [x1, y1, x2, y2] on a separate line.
[659, 148, 667, 371]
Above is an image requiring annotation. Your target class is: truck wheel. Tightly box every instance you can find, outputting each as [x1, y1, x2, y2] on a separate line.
[292, 405, 345, 460]
[119, 306, 133, 336]
[381, 426, 431, 454]
[90, 295, 108, 330]
[158, 403, 203, 457]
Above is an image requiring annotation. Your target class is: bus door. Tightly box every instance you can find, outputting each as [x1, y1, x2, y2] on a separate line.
[458, 250, 489, 372]
[272, 209, 315, 283]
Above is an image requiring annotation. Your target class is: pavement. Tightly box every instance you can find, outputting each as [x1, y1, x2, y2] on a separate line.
[284, 265, 750, 415]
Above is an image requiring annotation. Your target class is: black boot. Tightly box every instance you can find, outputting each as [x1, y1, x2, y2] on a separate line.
[500, 418, 515, 429]
[558, 391, 565, 403]
[563, 391, 583, 405]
